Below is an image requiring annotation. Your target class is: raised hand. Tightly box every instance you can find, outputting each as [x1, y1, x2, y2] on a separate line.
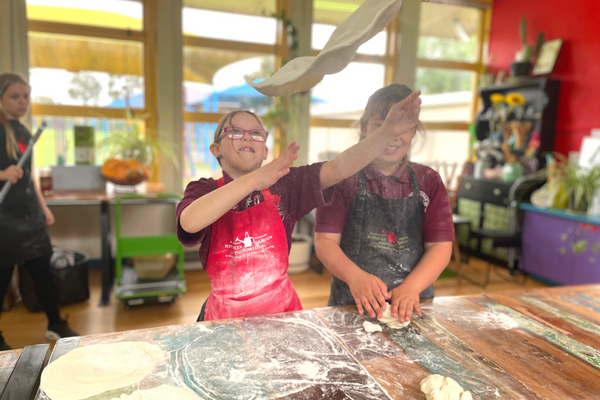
[382, 91, 422, 139]
[251, 142, 300, 191]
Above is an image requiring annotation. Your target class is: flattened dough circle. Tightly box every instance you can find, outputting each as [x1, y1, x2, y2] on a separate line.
[41, 342, 165, 400]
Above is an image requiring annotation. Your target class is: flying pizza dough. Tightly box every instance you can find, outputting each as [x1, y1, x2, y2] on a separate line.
[420, 374, 473, 400]
[246, 0, 403, 96]
[378, 305, 410, 329]
[40, 342, 165, 400]
[111, 385, 202, 400]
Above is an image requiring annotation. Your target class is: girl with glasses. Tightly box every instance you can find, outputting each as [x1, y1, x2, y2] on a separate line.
[177, 93, 421, 321]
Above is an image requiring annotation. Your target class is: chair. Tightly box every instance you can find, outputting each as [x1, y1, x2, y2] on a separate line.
[459, 174, 545, 287]
[446, 162, 469, 282]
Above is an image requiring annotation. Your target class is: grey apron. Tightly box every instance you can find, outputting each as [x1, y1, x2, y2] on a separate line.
[0, 121, 52, 268]
[328, 164, 432, 306]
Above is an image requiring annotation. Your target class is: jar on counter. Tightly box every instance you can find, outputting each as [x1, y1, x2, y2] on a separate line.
[40, 167, 53, 196]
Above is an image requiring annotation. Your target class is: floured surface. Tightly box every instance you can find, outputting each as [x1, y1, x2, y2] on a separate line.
[40, 342, 164, 400]
[247, 0, 402, 96]
[487, 286, 600, 350]
[111, 385, 202, 400]
[33, 290, 600, 400]
[240, 312, 392, 399]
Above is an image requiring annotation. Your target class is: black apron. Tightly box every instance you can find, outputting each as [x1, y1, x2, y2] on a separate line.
[0, 121, 52, 268]
[328, 164, 433, 306]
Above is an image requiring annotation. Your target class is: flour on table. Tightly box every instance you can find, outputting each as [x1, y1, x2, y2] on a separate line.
[377, 306, 410, 329]
[111, 385, 202, 400]
[41, 342, 164, 400]
[420, 374, 473, 400]
[296, 361, 321, 379]
[363, 321, 383, 333]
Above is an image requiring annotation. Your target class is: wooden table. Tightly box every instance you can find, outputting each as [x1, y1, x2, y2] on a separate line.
[44, 186, 173, 306]
[35, 285, 600, 399]
[0, 345, 49, 400]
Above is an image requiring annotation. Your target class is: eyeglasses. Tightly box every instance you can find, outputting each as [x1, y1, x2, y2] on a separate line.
[220, 127, 269, 142]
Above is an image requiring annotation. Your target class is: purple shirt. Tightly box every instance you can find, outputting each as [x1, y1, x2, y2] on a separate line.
[177, 163, 333, 268]
[315, 162, 454, 243]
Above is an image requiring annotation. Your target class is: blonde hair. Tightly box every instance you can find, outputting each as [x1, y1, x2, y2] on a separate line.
[360, 83, 424, 136]
[213, 110, 265, 166]
[0, 73, 30, 160]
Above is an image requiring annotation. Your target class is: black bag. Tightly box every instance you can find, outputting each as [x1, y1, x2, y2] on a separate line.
[19, 248, 90, 312]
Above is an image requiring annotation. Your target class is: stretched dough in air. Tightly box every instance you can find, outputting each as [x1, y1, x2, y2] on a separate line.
[246, 0, 403, 96]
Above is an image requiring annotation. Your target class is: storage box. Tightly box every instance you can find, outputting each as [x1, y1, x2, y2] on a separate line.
[132, 254, 176, 280]
[51, 165, 106, 191]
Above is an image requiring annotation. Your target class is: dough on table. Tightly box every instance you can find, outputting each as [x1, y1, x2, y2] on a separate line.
[377, 305, 410, 329]
[41, 342, 165, 400]
[246, 0, 403, 96]
[420, 374, 473, 400]
[111, 385, 202, 400]
[363, 320, 383, 332]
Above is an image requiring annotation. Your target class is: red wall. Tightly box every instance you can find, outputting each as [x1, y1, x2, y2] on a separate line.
[489, 0, 600, 155]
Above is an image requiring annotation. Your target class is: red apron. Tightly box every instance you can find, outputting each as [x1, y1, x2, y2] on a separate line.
[203, 178, 302, 321]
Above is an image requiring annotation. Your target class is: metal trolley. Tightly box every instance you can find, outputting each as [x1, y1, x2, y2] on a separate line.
[114, 193, 186, 309]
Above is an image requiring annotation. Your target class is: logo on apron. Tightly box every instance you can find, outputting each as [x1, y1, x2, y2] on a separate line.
[408, 190, 430, 211]
[225, 232, 275, 259]
[366, 229, 410, 255]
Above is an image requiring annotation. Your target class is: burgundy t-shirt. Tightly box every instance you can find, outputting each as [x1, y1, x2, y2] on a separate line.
[315, 162, 454, 243]
[177, 163, 333, 268]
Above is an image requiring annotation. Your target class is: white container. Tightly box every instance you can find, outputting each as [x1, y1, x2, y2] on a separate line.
[288, 234, 313, 274]
[51, 166, 105, 191]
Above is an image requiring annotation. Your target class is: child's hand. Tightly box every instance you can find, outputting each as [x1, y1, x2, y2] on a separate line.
[381, 91, 422, 139]
[43, 206, 55, 226]
[347, 270, 391, 319]
[0, 165, 24, 184]
[389, 284, 422, 323]
[251, 142, 299, 190]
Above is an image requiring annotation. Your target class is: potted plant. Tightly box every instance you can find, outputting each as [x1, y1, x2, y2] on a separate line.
[97, 109, 178, 187]
[551, 153, 600, 214]
[511, 16, 544, 78]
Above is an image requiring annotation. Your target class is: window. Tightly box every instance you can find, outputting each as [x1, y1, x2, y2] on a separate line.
[26, 0, 143, 31]
[27, 0, 155, 169]
[29, 33, 144, 108]
[183, 48, 275, 114]
[182, 1, 280, 184]
[418, 2, 480, 63]
[32, 116, 142, 167]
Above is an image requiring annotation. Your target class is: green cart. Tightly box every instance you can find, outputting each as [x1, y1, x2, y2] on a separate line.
[114, 193, 186, 309]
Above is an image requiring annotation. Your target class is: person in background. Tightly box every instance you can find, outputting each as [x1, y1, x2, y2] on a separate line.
[0, 73, 78, 350]
[177, 90, 421, 322]
[315, 83, 454, 323]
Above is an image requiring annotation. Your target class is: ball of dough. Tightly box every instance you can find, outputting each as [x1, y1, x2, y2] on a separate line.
[426, 388, 445, 400]
[443, 377, 462, 388]
[461, 391, 473, 400]
[440, 385, 463, 400]
[420, 374, 444, 394]
[377, 305, 410, 329]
